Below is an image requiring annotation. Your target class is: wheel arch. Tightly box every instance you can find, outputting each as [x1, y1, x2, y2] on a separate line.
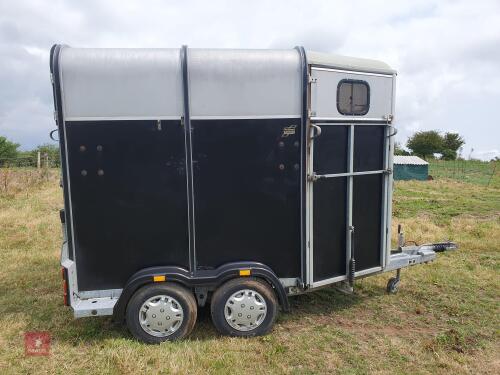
[113, 262, 290, 322]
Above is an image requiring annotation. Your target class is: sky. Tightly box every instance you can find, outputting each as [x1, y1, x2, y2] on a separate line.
[1, 0, 499, 160]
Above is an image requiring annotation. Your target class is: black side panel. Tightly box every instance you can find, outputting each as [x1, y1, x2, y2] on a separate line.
[191, 118, 301, 278]
[352, 174, 382, 270]
[313, 177, 347, 281]
[353, 125, 385, 172]
[65, 120, 189, 291]
[313, 126, 348, 175]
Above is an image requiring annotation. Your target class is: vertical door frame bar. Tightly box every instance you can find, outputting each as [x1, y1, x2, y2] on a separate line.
[345, 125, 354, 275]
[295, 46, 309, 286]
[380, 125, 390, 268]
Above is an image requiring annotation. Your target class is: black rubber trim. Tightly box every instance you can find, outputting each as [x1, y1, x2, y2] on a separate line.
[295, 46, 308, 287]
[50, 44, 75, 261]
[113, 261, 290, 321]
[180, 45, 197, 275]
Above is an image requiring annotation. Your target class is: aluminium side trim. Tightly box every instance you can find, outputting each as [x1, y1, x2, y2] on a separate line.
[354, 266, 382, 277]
[190, 115, 301, 120]
[64, 116, 182, 122]
[380, 125, 390, 268]
[311, 117, 389, 123]
[295, 46, 308, 287]
[52, 44, 80, 303]
[181, 45, 197, 275]
[346, 125, 354, 278]
[311, 66, 394, 78]
[311, 275, 347, 288]
[385, 75, 397, 268]
[78, 289, 123, 299]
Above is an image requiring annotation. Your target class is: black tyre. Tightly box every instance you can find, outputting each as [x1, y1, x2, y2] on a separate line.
[126, 283, 197, 344]
[386, 277, 400, 294]
[210, 277, 278, 337]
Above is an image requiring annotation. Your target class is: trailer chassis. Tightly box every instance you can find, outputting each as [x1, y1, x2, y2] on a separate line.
[61, 237, 457, 318]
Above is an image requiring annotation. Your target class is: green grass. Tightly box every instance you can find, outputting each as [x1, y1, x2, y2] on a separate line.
[0, 172, 499, 374]
[428, 159, 498, 186]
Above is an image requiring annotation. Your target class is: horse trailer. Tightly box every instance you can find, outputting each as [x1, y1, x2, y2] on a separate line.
[49, 45, 456, 343]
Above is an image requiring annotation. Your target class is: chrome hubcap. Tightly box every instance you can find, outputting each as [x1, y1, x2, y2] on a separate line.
[224, 289, 267, 331]
[139, 295, 184, 337]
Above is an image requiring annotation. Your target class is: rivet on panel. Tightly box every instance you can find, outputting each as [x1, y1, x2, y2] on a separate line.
[279, 164, 285, 171]
[81, 170, 87, 176]
[79, 145, 86, 152]
[96, 145, 103, 152]
[97, 169, 104, 176]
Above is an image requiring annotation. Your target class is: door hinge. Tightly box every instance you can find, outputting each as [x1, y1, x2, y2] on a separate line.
[383, 114, 394, 123]
[308, 173, 320, 182]
[308, 76, 317, 84]
[50, 73, 54, 85]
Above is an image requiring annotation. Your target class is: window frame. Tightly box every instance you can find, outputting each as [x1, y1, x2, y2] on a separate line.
[336, 79, 370, 116]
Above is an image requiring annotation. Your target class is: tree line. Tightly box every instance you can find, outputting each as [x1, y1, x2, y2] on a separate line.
[0, 136, 60, 167]
[395, 130, 465, 160]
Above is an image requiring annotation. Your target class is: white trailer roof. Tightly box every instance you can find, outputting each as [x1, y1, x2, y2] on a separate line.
[307, 51, 396, 75]
[394, 156, 429, 165]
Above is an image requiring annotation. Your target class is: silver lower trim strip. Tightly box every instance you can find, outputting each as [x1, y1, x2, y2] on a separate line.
[73, 296, 118, 318]
[311, 275, 346, 288]
[354, 266, 382, 277]
[78, 289, 123, 299]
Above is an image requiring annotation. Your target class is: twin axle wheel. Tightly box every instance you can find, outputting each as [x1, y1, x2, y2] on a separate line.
[125, 278, 278, 344]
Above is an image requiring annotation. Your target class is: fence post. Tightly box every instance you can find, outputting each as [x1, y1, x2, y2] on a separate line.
[44, 153, 49, 181]
[487, 163, 496, 187]
[37, 152, 41, 169]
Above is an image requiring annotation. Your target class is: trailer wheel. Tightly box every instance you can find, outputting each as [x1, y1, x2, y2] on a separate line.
[210, 277, 278, 337]
[386, 277, 400, 294]
[126, 283, 197, 344]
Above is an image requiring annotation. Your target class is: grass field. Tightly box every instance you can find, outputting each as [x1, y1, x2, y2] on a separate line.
[428, 159, 498, 186]
[0, 170, 499, 374]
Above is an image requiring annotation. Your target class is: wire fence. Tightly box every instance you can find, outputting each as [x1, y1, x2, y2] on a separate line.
[0, 156, 59, 196]
[0, 154, 59, 168]
[428, 159, 498, 186]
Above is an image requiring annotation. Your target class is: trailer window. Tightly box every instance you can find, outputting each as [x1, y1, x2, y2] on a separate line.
[337, 80, 370, 115]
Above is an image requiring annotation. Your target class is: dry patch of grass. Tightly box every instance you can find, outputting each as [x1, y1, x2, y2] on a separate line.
[0, 174, 499, 374]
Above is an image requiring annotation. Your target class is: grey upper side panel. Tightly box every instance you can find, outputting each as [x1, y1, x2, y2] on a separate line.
[59, 48, 183, 120]
[306, 50, 396, 75]
[310, 68, 394, 120]
[188, 49, 302, 118]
